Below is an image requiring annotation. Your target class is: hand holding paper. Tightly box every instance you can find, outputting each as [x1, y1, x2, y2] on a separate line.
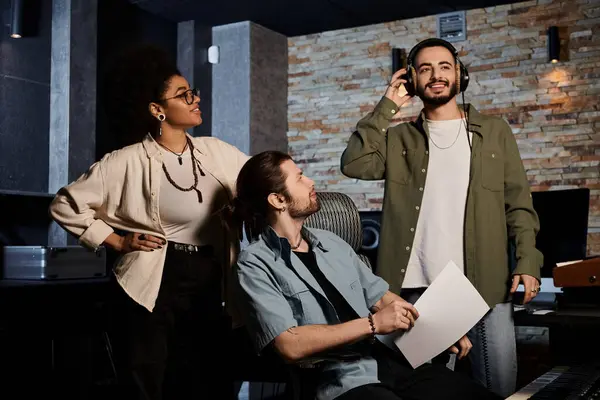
[449, 334, 473, 360]
[372, 299, 419, 334]
[383, 261, 490, 368]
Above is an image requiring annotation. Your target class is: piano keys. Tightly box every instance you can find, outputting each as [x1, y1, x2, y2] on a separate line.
[506, 364, 600, 399]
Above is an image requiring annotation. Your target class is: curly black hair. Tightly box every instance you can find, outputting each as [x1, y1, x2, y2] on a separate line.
[100, 44, 181, 146]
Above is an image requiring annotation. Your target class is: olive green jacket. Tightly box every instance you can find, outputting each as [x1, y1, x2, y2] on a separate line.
[341, 97, 543, 307]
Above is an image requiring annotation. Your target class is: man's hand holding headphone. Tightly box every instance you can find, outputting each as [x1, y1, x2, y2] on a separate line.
[385, 68, 413, 108]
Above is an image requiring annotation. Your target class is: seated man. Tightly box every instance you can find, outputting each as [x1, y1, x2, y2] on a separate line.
[231, 150, 502, 400]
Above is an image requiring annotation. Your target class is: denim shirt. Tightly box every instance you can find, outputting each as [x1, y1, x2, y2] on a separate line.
[233, 227, 389, 400]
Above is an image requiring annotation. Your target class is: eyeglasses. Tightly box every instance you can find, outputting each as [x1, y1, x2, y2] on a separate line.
[162, 88, 200, 105]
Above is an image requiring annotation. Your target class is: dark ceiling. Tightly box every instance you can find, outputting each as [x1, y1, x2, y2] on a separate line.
[129, 0, 522, 37]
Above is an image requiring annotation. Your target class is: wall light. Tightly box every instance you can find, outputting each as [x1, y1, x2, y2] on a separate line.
[208, 45, 219, 64]
[548, 26, 560, 63]
[10, 0, 24, 39]
[392, 48, 406, 73]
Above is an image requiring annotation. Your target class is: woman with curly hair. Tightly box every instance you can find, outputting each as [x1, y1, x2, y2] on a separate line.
[49, 45, 247, 399]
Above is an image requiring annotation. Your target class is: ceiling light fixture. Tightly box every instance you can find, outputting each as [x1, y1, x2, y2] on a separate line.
[9, 0, 24, 39]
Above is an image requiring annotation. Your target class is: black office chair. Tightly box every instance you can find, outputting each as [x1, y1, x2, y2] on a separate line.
[305, 191, 372, 269]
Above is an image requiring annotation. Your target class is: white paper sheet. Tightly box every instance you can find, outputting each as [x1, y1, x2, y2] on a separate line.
[383, 261, 490, 369]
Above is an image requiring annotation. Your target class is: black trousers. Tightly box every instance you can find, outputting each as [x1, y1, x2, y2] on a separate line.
[336, 343, 502, 400]
[110, 243, 232, 400]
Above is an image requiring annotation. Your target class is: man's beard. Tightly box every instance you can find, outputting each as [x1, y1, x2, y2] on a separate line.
[288, 196, 321, 219]
[417, 80, 458, 106]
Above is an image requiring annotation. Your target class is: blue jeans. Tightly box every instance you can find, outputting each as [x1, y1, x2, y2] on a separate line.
[401, 288, 517, 398]
[466, 302, 517, 398]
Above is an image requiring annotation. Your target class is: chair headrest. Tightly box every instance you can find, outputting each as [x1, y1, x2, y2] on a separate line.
[304, 192, 362, 252]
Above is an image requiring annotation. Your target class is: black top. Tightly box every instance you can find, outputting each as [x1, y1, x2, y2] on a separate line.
[293, 248, 358, 323]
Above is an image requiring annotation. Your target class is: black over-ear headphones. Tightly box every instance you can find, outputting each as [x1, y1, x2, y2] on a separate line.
[403, 38, 470, 97]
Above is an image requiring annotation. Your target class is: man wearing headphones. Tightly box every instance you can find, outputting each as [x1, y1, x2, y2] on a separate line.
[341, 38, 543, 398]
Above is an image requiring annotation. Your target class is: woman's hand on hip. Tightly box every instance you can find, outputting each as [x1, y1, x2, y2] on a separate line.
[118, 232, 165, 253]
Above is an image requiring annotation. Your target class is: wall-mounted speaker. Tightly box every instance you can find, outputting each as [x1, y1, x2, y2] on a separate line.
[358, 211, 382, 273]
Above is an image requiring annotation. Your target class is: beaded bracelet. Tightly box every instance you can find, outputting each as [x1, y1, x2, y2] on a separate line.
[367, 313, 377, 343]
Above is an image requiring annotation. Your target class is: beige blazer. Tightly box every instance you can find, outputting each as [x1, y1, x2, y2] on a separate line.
[50, 133, 249, 314]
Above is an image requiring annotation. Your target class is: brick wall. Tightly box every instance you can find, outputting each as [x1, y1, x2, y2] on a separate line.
[287, 0, 600, 255]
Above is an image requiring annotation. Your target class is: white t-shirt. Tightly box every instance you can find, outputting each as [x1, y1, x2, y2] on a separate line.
[402, 118, 472, 288]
